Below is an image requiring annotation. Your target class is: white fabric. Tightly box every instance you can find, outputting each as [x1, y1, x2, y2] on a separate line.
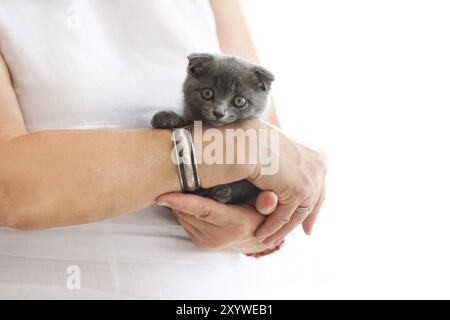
[0, 0, 272, 299]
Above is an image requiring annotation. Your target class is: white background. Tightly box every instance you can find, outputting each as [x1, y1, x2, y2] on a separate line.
[241, 0, 450, 299]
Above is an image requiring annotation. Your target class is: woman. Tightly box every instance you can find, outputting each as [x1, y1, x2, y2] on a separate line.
[0, 0, 326, 298]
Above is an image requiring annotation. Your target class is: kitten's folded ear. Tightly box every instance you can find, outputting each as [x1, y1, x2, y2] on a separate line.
[253, 66, 275, 91]
[187, 53, 215, 76]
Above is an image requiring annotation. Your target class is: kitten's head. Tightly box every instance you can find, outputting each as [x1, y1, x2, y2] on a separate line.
[183, 53, 274, 126]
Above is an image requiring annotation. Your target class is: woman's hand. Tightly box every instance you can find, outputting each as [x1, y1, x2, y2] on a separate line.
[196, 118, 327, 245]
[247, 120, 327, 245]
[202, 119, 326, 245]
[156, 191, 283, 254]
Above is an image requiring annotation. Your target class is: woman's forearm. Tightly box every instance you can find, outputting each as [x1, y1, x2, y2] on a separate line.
[0, 128, 180, 230]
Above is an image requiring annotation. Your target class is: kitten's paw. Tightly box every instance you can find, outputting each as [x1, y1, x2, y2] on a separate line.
[151, 111, 185, 129]
[209, 185, 233, 204]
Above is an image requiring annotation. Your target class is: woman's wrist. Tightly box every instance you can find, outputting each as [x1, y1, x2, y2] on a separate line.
[149, 128, 183, 195]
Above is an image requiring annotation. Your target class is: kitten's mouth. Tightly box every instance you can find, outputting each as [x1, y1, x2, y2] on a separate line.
[200, 110, 235, 126]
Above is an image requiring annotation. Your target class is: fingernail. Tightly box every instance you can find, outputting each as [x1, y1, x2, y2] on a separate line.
[259, 208, 273, 216]
[155, 201, 170, 207]
[263, 239, 274, 246]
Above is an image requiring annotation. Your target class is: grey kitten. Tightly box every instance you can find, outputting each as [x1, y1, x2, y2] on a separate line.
[151, 53, 274, 204]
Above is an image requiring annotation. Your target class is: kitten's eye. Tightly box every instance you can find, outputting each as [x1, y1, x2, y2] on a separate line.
[233, 96, 246, 108]
[201, 88, 214, 100]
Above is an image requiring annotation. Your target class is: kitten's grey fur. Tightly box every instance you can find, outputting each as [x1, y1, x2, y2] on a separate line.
[151, 53, 274, 204]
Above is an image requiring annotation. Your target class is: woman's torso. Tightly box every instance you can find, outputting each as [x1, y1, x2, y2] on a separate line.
[0, 0, 267, 299]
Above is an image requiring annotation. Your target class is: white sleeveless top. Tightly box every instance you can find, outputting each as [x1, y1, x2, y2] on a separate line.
[0, 0, 270, 299]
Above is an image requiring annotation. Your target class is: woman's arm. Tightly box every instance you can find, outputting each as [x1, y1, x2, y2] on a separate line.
[0, 52, 179, 231]
[209, 0, 280, 126]
[0, 54, 247, 231]
[0, 129, 179, 230]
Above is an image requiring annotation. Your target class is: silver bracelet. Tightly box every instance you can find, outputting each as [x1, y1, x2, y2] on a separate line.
[171, 127, 201, 193]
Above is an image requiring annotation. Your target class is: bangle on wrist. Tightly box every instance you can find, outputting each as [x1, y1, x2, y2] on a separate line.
[172, 127, 201, 193]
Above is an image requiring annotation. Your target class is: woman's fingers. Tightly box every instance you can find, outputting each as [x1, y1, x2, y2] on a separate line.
[254, 191, 278, 215]
[174, 210, 214, 232]
[273, 238, 285, 246]
[303, 183, 326, 235]
[262, 208, 309, 245]
[156, 192, 229, 225]
[254, 202, 298, 241]
[259, 180, 323, 243]
[176, 215, 203, 239]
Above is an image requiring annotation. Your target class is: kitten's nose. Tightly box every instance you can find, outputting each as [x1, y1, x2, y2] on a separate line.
[213, 111, 225, 119]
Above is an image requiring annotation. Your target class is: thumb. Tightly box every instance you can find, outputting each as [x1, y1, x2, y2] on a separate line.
[255, 191, 278, 215]
[155, 193, 229, 225]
